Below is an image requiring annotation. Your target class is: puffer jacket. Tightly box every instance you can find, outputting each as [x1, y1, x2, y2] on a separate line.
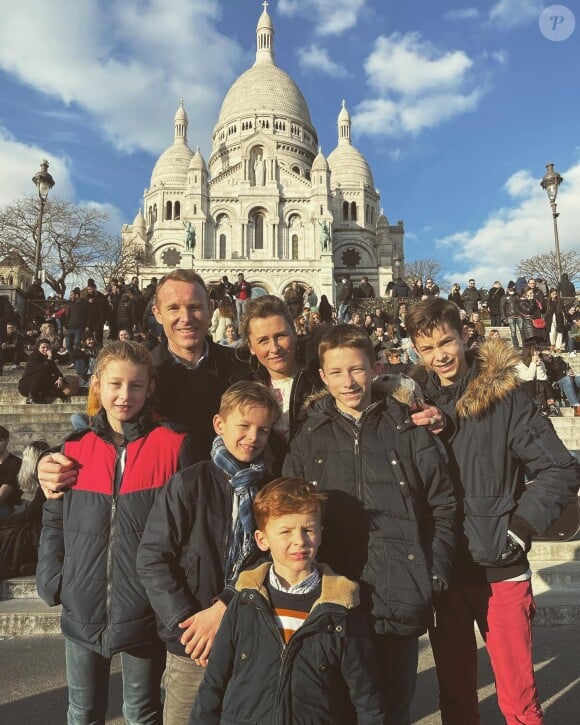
[36, 410, 192, 657]
[283, 392, 457, 636]
[417, 339, 579, 583]
[189, 563, 384, 725]
[137, 460, 271, 656]
[500, 290, 520, 320]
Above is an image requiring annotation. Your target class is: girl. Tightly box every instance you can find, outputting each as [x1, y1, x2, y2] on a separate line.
[545, 288, 566, 352]
[37, 341, 193, 725]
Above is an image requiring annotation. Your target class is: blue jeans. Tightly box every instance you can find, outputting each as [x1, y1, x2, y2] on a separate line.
[338, 302, 350, 324]
[374, 633, 419, 725]
[65, 638, 165, 725]
[67, 328, 83, 353]
[507, 316, 523, 348]
[555, 374, 580, 406]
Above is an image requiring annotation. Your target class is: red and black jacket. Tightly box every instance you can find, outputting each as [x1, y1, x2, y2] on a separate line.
[36, 409, 192, 657]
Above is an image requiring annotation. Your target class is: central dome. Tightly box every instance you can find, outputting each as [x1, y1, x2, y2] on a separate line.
[218, 64, 313, 127]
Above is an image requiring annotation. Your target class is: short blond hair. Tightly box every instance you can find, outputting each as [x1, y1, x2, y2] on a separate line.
[218, 381, 280, 426]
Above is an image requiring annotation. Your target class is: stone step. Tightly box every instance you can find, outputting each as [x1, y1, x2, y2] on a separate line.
[528, 540, 580, 561]
[0, 575, 37, 599]
[531, 590, 580, 626]
[0, 597, 62, 636]
[530, 560, 580, 592]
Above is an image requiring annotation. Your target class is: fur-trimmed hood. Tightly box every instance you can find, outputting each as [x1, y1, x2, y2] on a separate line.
[418, 338, 522, 419]
[235, 562, 359, 609]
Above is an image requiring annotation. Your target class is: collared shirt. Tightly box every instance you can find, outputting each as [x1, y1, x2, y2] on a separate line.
[168, 339, 209, 370]
[269, 563, 321, 595]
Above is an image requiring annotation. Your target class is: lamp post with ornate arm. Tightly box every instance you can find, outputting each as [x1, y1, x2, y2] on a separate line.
[31, 159, 55, 282]
[540, 162, 563, 282]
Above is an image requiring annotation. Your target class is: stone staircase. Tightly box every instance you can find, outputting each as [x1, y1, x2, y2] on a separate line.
[0, 352, 579, 637]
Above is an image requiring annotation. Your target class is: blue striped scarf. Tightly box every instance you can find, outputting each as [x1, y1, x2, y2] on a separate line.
[210, 435, 265, 584]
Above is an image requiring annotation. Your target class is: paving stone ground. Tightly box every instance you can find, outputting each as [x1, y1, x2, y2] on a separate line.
[1, 626, 578, 724]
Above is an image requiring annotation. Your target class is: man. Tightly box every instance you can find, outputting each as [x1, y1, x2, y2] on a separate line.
[391, 277, 411, 298]
[527, 278, 545, 313]
[39, 271, 238, 484]
[284, 281, 303, 321]
[233, 273, 251, 321]
[358, 275, 376, 298]
[1, 322, 26, 370]
[406, 298, 579, 725]
[218, 275, 234, 301]
[336, 275, 354, 323]
[460, 279, 481, 316]
[0, 426, 22, 518]
[425, 278, 440, 297]
[65, 288, 88, 355]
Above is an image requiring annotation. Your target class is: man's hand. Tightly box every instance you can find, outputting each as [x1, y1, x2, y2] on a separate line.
[410, 404, 445, 434]
[38, 452, 78, 499]
[179, 600, 227, 666]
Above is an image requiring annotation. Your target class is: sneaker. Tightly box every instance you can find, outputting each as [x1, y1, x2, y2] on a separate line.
[547, 404, 561, 417]
[67, 363, 75, 369]
[570, 350, 577, 357]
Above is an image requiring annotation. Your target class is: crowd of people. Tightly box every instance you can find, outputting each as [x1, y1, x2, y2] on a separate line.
[0, 268, 579, 724]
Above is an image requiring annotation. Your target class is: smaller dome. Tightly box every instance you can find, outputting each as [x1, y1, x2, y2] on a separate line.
[174, 99, 188, 124]
[328, 144, 374, 188]
[132, 209, 146, 231]
[312, 147, 329, 172]
[338, 99, 350, 123]
[150, 143, 193, 187]
[189, 146, 207, 170]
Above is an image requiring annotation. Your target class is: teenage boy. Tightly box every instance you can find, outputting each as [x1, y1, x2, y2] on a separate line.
[137, 381, 280, 725]
[405, 298, 580, 725]
[190, 477, 384, 724]
[283, 324, 457, 725]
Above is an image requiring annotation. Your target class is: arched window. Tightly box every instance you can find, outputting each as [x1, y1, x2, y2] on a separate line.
[255, 213, 264, 250]
[371, 207, 375, 225]
[342, 201, 349, 221]
[292, 234, 299, 260]
[292, 165, 300, 175]
[365, 204, 370, 224]
[193, 204, 197, 215]
[174, 201, 181, 220]
[165, 201, 172, 220]
[351, 202, 357, 221]
[219, 234, 226, 260]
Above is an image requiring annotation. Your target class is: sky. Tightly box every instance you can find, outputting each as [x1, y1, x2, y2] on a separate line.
[0, 0, 578, 290]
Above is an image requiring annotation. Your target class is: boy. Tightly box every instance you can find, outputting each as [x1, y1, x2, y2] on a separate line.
[283, 324, 457, 725]
[405, 298, 579, 724]
[190, 477, 384, 724]
[137, 381, 280, 725]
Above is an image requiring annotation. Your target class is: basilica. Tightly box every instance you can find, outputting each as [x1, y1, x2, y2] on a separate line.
[121, 2, 405, 302]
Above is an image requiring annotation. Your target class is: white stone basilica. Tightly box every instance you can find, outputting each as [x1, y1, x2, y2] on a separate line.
[121, 2, 405, 302]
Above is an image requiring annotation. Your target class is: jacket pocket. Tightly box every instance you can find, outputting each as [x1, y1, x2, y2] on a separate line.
[462, 495, 517, 566]
[306, 450, 327, 488]
[363, 537, 432, 634]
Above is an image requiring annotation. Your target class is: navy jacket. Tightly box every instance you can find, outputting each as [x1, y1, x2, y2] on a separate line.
[190, 563, 384, 725]
[283, 392, 457, 636]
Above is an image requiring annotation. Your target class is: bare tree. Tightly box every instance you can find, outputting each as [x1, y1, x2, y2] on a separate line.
[515, 250, 580, 290]
[403, 258, 443, 284]
[0, 195, 114, 295]
[90, 237, 146, 289]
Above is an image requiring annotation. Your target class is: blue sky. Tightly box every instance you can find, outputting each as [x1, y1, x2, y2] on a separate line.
[0, 0, 578, 289]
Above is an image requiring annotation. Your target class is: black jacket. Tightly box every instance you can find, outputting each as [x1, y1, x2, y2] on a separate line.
[66, 298, 88, 330]
[337, 280, 354, 304]
[487, 286, 505, 315]
[36, 411, 192, 657]
[151, 339, 238, 461]
[417, 340, 579, 583]
[283, 392, 457, 636]
[392, 279, 411, 298]
[189, 563, 384, 725]
[137, 460, 270, 655]
[500, 291, 520, 320]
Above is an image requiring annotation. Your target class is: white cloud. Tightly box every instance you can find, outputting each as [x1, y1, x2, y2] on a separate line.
[278, 0, 366, 36]
[489, 0, 544, 29]
[436, 162, 580, 287]
[297, 44, 351, 77]
[354, 33, 485, 137]
[0, 127, 75, 207]
[444, 8, 480, 21]
[0, 0, 246, 155]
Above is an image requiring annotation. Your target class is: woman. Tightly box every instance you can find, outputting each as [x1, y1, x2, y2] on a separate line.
[210, 296, 236, 342]
[237, 296, 325, 473]
[363, 313, 376, 337]
[518, 287, 547, 347]
[318, 294, 333, 324]
[487, 281, 505, 327]
[218, 323, 240, 348]
[544, 289, 566, 352]
[447, 283, 463, 308]
[410, 279, 424, 299]
[18, 338, 71, 403]
[516, 345, 560, 416]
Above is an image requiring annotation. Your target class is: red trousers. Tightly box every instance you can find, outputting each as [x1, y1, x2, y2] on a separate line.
[429, 580, 543, 724]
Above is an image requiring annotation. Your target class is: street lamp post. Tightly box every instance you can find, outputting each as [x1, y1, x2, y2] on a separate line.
[540, 162, 563, 282]
[32, 159, 55, 282]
